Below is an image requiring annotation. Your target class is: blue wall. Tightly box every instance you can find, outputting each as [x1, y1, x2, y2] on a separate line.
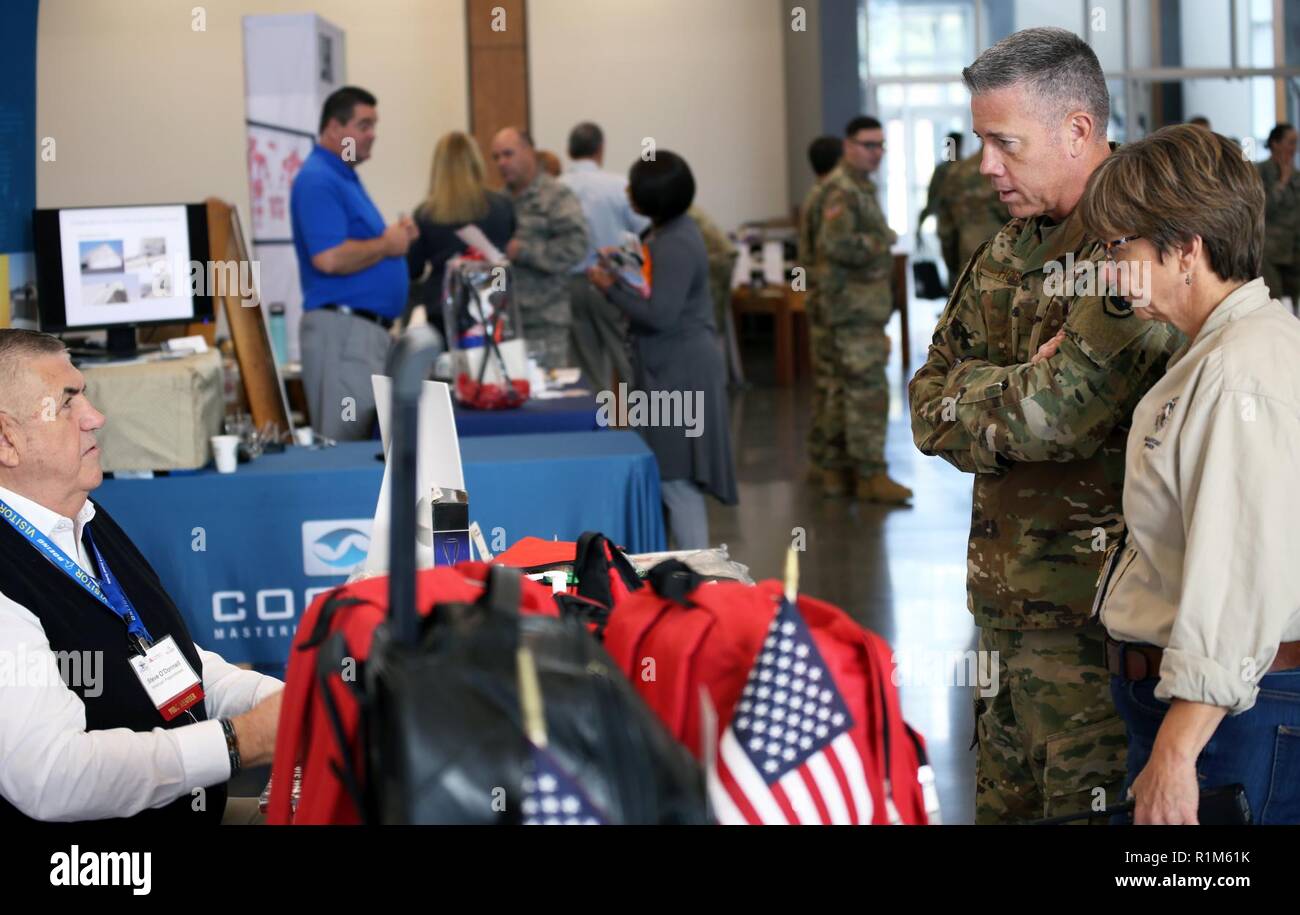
[820, 0, 863, 135]
[0, 0, 39, 254]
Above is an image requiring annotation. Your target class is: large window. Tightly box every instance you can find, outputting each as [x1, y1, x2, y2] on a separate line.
[867, 0, 973, 77]
[864, 0, 1300, 243]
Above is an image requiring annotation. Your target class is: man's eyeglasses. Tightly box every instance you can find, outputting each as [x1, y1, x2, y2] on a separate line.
[1102, 234, 1141, 262]
[849, 139, 886, 152]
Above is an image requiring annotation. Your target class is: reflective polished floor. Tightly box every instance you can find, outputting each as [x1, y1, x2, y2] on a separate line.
[715, 301, 977, 824]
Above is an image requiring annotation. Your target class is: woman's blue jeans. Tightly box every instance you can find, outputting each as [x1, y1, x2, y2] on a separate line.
[1111, 671, 1300, 824]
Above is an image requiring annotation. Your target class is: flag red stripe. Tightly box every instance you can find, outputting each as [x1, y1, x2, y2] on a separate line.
[823, 744, 860, 824]
[798, 766, 832, 825]
[769, 780, 801, 825]
[717, 759, 763, 825]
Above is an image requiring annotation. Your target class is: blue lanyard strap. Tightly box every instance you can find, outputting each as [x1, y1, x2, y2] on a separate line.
[0, 497, 154, 647]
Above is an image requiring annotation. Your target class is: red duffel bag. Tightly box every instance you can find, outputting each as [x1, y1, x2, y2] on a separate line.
[603, 560, 936, 825]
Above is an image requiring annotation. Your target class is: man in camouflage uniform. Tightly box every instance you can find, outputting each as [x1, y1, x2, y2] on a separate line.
[1256, 125, 1300, 306]
[687, 205, 741, 383]
[935, 151, 1010, 286]
[809, 117, 912, 504]
[917, 132, 963, 278]
[687, 206, 737, 340]
[909, 28, 1183, 823]
[798, 136, 844, 483]
[491, 127, 589, 368]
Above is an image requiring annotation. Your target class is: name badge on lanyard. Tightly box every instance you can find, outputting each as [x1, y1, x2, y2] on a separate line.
[0, 496, 205, 721]
[127, 636, 204, 721]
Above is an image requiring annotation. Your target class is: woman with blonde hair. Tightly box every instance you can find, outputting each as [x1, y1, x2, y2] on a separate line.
[1077, 124, 1300, 824]
[406, 131, 515, 330]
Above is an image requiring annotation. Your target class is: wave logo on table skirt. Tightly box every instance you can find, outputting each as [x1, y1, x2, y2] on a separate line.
[302, 520, 374, 577]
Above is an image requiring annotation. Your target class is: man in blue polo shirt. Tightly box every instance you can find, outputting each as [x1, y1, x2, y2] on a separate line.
[291, 85, 416, 441]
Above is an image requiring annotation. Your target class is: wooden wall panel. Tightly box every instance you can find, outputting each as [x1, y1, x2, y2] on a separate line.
[466, 0, 529, 190]
[467, 0, 525, 48]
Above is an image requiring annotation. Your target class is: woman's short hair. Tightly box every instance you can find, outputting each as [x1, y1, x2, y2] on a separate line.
[1078, 124, 1264, 283]
[420, 131, 489, 225]
[628, 151, 695, 224]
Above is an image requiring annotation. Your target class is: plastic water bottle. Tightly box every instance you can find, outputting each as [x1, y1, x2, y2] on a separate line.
[269, 303, 289, 365]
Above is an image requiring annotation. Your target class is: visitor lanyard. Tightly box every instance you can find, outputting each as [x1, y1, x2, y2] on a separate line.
[0, 496, 154, 652]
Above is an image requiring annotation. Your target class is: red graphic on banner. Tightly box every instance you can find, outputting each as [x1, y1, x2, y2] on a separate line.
[247, 127, 312, 239]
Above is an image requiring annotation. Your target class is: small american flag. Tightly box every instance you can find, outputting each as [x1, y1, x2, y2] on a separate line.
[521, 746, 606, 826]
[707, 598, 875, 825]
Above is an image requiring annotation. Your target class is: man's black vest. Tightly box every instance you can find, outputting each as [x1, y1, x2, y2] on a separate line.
[0, 499, 226, 824]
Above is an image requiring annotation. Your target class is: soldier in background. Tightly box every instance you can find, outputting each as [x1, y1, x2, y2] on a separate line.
[798, 135, 844, 482]
[935, 151, 1010, 285]
[910, 28, 1182, 823]
[491, 126, 589, 368]
[811, 117, 912, 504]
[1257, 123, 1300, 307]
[920, 129, 961, 278]
[687, 205, 739, 382]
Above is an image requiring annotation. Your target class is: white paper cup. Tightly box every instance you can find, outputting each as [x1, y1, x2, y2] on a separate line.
[211, 435, 241, 474]
[294, 427, 314, 447]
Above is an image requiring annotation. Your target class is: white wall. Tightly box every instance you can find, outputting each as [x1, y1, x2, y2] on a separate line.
[38, 0, 790, 237]
[37, 0, 468, 231]
[784, 0, 823, 211]
[528, 0, 789, 231]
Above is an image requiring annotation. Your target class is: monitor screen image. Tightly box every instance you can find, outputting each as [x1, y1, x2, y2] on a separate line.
[33, 203, 213, 334]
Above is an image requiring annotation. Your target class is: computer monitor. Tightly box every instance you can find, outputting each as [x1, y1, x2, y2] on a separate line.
[32, 203, 214, 356]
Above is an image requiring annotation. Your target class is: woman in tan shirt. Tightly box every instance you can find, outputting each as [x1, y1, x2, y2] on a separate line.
[1074, 124, 1300, 825]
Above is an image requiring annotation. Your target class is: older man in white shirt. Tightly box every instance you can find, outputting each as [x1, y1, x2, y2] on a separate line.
[0, 329, 283, 823]
[561, 121, 651, 390]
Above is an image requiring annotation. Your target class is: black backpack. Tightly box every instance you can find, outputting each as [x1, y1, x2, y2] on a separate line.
[363, 328, 709, 824]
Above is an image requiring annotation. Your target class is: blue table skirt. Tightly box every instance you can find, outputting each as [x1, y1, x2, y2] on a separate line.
[93, 431, 664, 671]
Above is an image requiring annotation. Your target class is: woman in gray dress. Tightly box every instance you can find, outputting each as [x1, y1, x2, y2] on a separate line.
[587, 151, 737, 549]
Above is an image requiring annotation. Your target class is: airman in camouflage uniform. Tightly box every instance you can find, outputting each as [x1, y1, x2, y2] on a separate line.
[688, 206, 738, 336]
[492, 127, 589, 368]
[508, 173, 589, 365]
[936, 151, 1010, 284]
[798, 136, 845, 481]
[799, 173, 835, 476]
[810, 117, 912, 504]
[1256, 148, 1300, 305]
[917, 134, 959, 276]
[910, 27, 1185, 824]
